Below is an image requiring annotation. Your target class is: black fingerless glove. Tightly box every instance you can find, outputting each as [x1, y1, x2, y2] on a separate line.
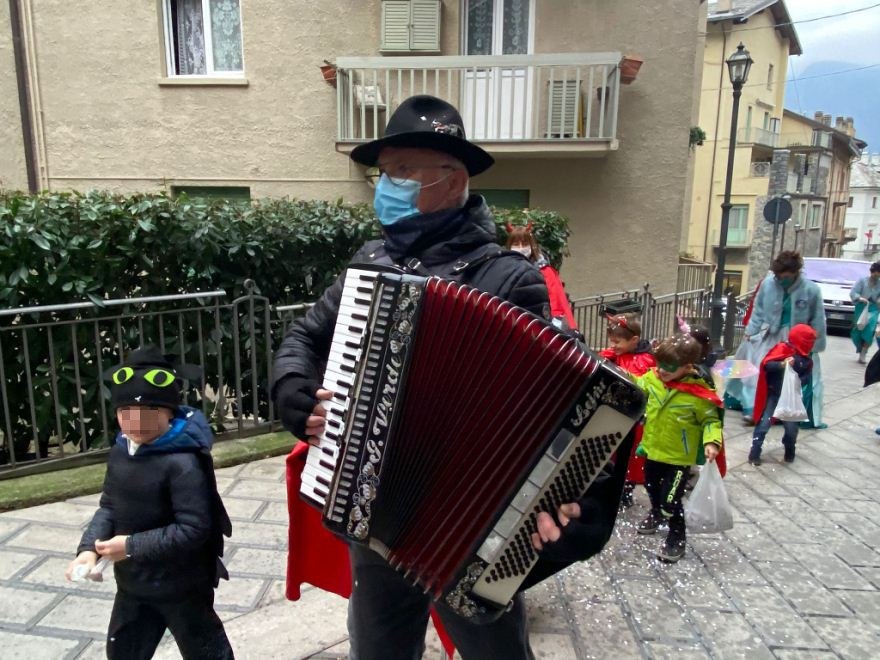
[274, 376, 320, 438]
[537, 499, 611, 564]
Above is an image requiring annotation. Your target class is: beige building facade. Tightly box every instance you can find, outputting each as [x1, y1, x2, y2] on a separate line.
[3, 0, 707, 296]
[762, 110, 864, 267]
[686, 0, 799, 294]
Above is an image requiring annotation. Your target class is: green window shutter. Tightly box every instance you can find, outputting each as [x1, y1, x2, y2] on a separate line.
[381, 1, 412, 52]
[409, 0, 441, 51]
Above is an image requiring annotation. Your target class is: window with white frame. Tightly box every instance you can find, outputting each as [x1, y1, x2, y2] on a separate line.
[163, 0, 244, 76]
[809, 203, 823, 229]
[728, 205, 749, 245]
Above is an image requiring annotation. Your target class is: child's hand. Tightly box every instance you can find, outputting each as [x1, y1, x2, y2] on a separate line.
[784, 357, 794, 365]
[65, 551, 98, 581]
[704, 443, 720, 462]
[95, 535, 129, 562]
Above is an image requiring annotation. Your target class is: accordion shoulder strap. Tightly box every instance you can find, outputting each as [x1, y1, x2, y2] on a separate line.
[404, 244, 509, 282]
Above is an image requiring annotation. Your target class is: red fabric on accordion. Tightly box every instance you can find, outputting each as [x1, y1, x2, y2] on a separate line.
[284, 442, 457, 656]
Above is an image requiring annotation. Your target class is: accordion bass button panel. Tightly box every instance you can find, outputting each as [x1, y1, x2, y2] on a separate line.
[469, 404, 637, 608]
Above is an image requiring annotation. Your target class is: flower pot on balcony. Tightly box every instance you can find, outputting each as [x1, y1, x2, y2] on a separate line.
[619, 55, 643, 85]
[319, 61, 337, 88]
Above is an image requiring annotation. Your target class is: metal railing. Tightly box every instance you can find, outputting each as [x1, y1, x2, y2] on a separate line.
[335, 52, 622, 143]
[3, 278, 740, 476]
[570, 285, 719, 352]
[677, 262, 714, 292]
[0, 283, 317, 477]
[712, 228, 752, 246]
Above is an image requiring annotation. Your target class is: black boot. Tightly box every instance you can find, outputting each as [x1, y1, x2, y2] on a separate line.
[637, 509, 661, 535]
[783, 442, 796, 463]
[657, 530, 686, 563]
[620, 481, 635, 508]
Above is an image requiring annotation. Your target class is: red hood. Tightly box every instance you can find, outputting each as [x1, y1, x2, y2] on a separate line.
[788, 323, 817, 356]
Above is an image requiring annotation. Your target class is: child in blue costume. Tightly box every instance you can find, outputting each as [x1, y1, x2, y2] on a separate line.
[66, 347, 233, 660]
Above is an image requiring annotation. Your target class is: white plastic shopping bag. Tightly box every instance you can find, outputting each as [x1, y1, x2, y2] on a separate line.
[773, 362, 808, 421]
[684, 461, 733, 534]
[857, 305, 870, 330]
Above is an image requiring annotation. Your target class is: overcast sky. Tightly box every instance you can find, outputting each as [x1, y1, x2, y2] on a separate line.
[782, 0, 880, 148]
[785, 0, 880, 72]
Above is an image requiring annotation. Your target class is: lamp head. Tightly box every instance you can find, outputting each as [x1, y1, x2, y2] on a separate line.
[727, 42, 753, 88]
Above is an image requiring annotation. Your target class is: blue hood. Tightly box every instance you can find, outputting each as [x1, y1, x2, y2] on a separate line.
[115, 406, 214, 456]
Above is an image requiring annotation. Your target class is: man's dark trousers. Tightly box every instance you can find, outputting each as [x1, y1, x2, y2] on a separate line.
[347, 544, 535, 660]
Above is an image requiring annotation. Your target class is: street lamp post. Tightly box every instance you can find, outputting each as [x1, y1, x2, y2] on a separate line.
[709, 43, 753, 351]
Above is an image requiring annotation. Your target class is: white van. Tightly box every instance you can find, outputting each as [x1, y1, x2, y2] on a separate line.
[802, 257, 873, 331]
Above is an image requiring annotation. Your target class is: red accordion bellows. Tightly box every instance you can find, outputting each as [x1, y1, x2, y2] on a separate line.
[364, 279, 598, 596]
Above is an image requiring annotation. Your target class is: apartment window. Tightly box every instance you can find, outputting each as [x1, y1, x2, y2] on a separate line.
[848, 196, 854, 208]
[722, 271, 743, 296]
[809, 203, 822, 229]
[728, 205, 749, 244]
[472, 189, 530, 209]
[163, 0, 244, 76]
[874, 197, 878, 209]
[171, 185, 251, 201]
[767, 63, 774, 90]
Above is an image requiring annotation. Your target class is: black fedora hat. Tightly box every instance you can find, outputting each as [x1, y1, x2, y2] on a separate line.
[350, 95, 494, 176]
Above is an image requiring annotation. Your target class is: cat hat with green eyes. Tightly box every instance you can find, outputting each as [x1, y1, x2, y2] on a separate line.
[107, 346, 202, 412]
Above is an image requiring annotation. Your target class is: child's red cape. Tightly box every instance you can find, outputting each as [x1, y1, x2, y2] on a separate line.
[285, 442, 457, 657]
[599, 349, 656, 483]
[662, 377, 727, 477]
[751, 324, 817, 426]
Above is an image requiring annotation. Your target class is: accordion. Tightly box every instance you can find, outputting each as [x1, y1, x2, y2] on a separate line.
[300, 265, 645, 621]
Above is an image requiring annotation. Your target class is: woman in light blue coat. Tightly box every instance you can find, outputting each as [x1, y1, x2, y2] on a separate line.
[725, 251, 827, 427]
[849, 262, 880, 363]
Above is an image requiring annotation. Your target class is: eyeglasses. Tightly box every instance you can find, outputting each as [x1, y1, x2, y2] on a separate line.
[657, 361, 681, 372]
[366, 165, 460, 188]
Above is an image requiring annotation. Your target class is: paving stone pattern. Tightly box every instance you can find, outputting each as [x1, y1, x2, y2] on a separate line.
[1, 336, 879, 659]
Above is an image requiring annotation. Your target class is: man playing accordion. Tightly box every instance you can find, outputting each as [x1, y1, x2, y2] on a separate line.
[273, 95, 628, 660]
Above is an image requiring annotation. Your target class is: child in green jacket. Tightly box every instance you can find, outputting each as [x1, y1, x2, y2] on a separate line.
[634, 334, 723, 563]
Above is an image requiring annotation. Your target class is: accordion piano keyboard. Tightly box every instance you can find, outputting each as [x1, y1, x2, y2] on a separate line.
[300, 267, 385, 508]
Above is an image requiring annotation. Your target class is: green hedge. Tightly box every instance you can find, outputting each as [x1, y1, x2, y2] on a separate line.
[0, 191, 569, 308]
[0, 191, 569, 464]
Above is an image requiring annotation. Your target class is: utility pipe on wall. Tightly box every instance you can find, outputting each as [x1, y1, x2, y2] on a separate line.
[8, 0, 37, 192]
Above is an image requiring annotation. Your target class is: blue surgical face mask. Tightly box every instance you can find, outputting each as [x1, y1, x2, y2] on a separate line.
[374, 174, 421, 226]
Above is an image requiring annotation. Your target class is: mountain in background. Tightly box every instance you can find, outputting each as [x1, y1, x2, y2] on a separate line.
[785, 60, 879, 152]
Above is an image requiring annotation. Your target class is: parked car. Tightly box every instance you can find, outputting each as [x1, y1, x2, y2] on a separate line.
[802, 257, 872, 331]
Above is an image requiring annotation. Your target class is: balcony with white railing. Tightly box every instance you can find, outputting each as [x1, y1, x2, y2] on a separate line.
[334, 53, 623, 158]
[737, 126, 780, 148]
[786, 172, 817, 195]
[712, 228, 752, 247]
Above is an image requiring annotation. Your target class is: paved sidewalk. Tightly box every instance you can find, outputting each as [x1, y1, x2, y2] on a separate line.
[1, 335, 879, 659]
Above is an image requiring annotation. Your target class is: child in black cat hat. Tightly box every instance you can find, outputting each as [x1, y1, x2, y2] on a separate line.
[65, 346, 233, 659]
